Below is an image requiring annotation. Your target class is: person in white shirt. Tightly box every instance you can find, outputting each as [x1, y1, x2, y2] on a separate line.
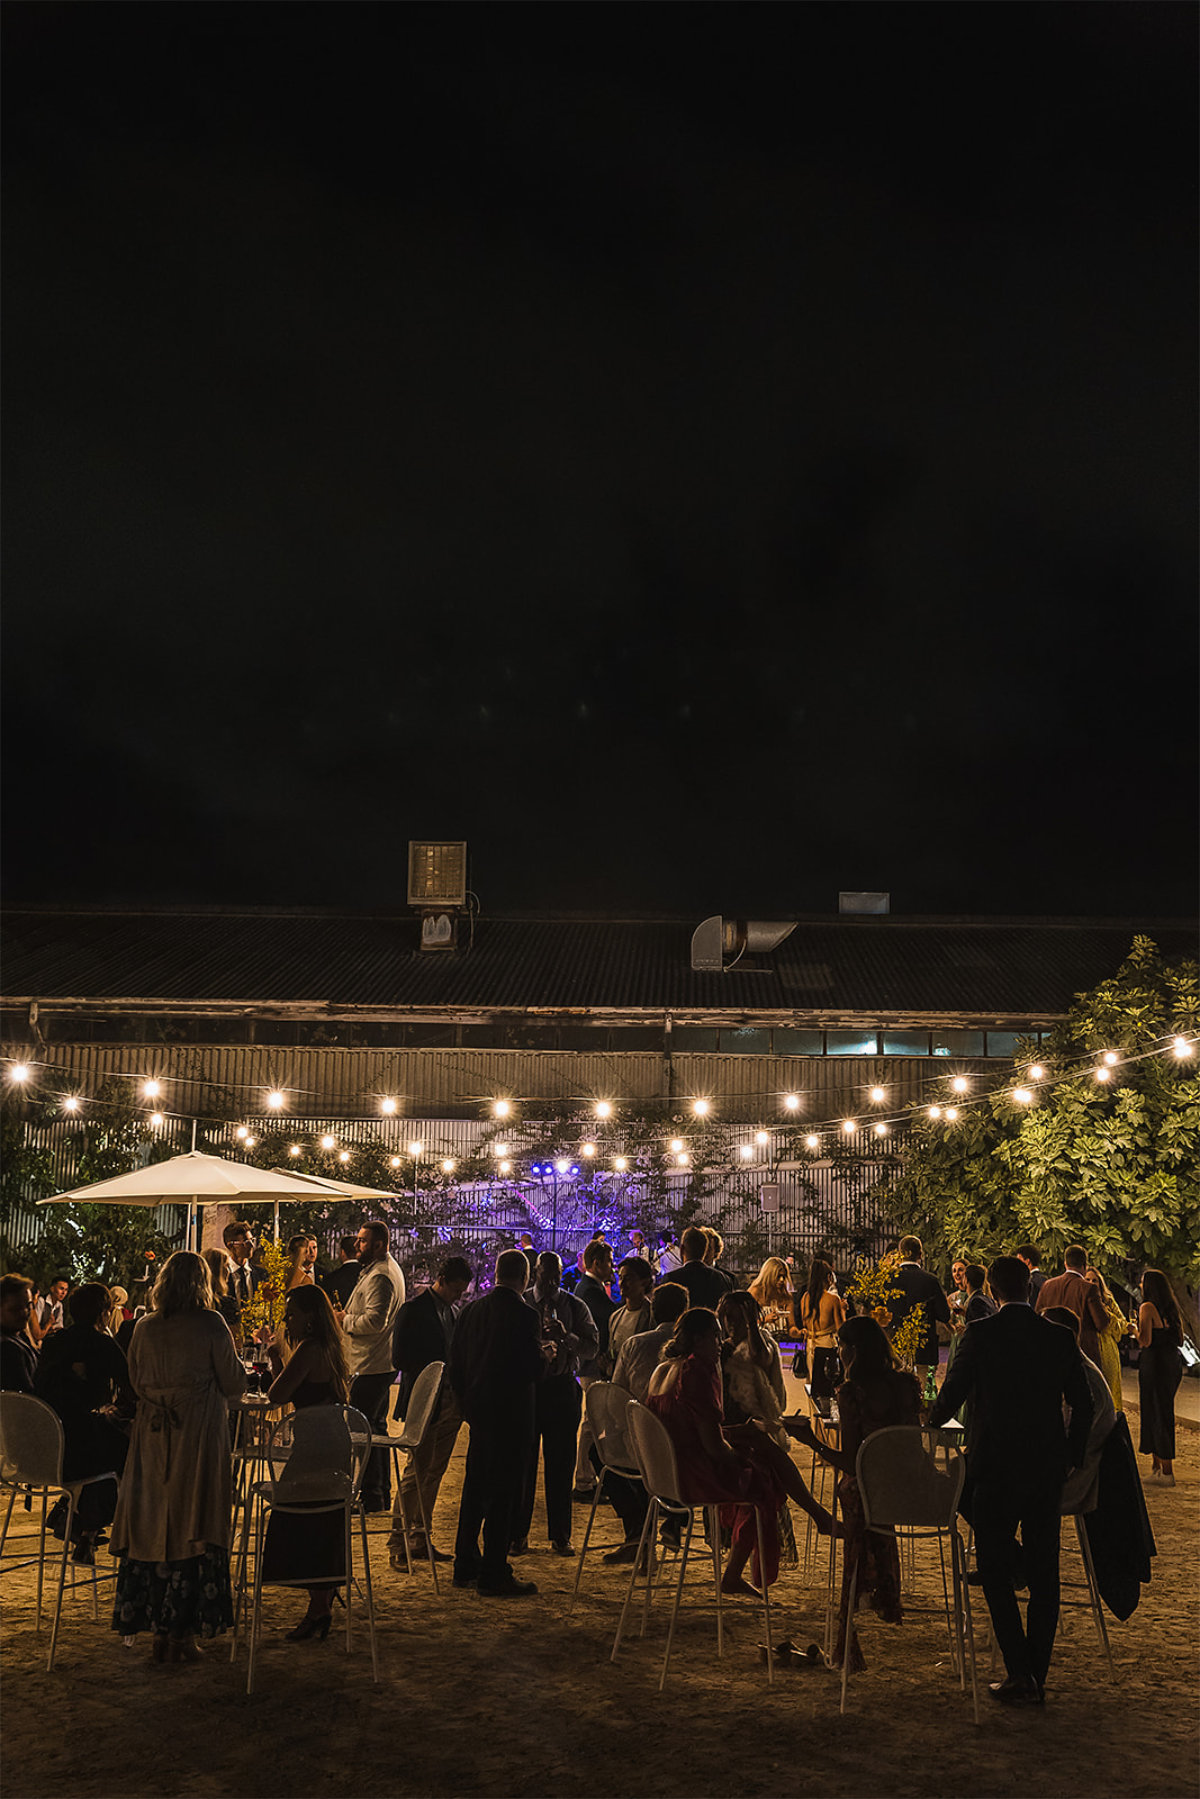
[339, 1221, 405, 1510]
[35, 1277, 70, 1340]
[656, 1233, 683, 1275]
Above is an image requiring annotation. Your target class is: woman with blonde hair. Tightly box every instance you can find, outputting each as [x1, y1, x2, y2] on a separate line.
[106, 1286, 129, 1337]
[110, 1250, 246, 1663]
[747, 1257, 795, 1340]
[202, 1248, 241, 1337]
[1085, 1266, 1128, 1411]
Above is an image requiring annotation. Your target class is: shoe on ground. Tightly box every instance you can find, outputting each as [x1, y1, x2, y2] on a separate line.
[389, 1551, 412, 1573]
[1147, 1470, 1176, 1486]
[551, 1539, 575, 1556]
[407, 1542, 453, 1563]
[988, 1675, 1044, 1707]
[508, 1537, 529, 1555]
[452, 1569, 480, 1589]
[477, 1575, 538, 1597]
[72, 1538, 96, 1566]
[571, 1486, 596, 1503]
[603, 1541, 642, 1565]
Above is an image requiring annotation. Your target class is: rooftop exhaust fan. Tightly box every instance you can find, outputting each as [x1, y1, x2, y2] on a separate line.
[690, 916, 796, 973]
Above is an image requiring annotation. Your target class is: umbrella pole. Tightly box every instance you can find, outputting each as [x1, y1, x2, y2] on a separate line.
[187, 1199, 196, 1252]
[273, 1201, 280, 1242]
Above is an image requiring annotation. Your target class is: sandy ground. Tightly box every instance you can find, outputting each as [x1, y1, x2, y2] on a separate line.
[2, 1383, 1196, 1799]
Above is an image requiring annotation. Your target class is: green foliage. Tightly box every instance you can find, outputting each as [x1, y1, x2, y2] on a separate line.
[882, 938, 1200, 1283]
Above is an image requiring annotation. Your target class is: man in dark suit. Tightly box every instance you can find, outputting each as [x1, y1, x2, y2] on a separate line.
[930, 1255, 1093, 1707]
[321, 1235, 361, 1310]
[385, 1256, 472, 1572]
[223, 1220, 265, 1312]
[514, 1252, 599, 1556]
[670, 1226, 730, 1311]
[1015, 1244, 1048, 1307]
[889, 1236, 951, 1384]
[451, 1250, 545, 1597]
[1035, 1244, 1109, 1366]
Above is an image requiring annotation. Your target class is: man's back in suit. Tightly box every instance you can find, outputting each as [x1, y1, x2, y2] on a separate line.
[932, 1301, 1092, 1483]
[1036, 1270, 1107, 1365]
[451, 1286, 541, 1424]
[391, 1288, 451, 1417]
[889, 1261, 951, 1367]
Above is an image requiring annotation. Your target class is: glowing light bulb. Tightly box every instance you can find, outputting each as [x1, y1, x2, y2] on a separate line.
[235, 1125, 248, 1140]
[1029, 1065, 1045, 1080]
[494, 1099, 511, 1119]
[10, 1064, 30, 1083]
[1173, 1036, 1194, 1058]
[951, 1076, 969, 1094]
[739, 1143, 754, 1160]
[755, 1130, 769, 1146]
[928, 1106, 942, 1120]
[245, 1136, 257, 1148]
[555, 1159, 569, 1175]
[142, 1080, 162, 1099]
[390, 1155, 401, 1168]
[494, 1142, 509, 1157]
[320, 1135, 336, 1151]
[338, 1150, 350, 1163]
[1103, 1051, 1119, 1066]
[63, 1096, 80, 1113]
[870, 1086, 885, 1103]
[408, 1141, 423, 1157]
[784, 1094, 799, 1111]
[595, 1100, 612, 1119]
[499, 1160, 512, 1175]
[692, 1098, 710, 1117]
[380, 1097, 397, 1116]
[442, 1158, 456, 1174]
[874, 1122, 889, 1137]
[944, 1107, 959, 1122]
[1013, 1087, 1033, 1105]
[266, 1090, 285, 1110]
[614, 1156, 628, 1172]
[669, 1138, 683, 1154]
[841, 1119, 856, 1135]
[676, 1152, 689, 1166]
[804, 1134, 819, 1150]
[1095, 1066, 1111, 1083]
[289, 1145, 301, 1157]
[582, 1142, 596, 1158]
[150, 1112, 165, 1128]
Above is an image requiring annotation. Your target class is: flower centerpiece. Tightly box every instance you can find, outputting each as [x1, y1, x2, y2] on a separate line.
[237, 1237, 291, 1345]
[844, 1254, 927, 1372]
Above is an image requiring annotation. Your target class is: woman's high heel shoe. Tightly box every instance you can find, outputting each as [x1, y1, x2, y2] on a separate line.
[286, 1610, 332, 1642]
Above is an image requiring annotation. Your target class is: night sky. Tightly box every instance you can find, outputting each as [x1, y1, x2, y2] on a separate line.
[4, 5, 1196, 920]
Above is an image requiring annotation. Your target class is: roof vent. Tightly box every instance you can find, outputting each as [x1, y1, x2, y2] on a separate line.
[839, 891, 890, 915]
[408, 842, 467, 909]
[690, 916, 796, 972]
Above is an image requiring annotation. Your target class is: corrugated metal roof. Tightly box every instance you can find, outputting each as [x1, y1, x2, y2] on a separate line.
[2, 907, 1195, 1018]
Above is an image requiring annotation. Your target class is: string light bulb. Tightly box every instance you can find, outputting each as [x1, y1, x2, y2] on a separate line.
[870, 1087, 886, 1103]
[692, 1098, 710, 1117]
[441, 1158, 456, 1174]
[944, 1107, 959, 1121]
[266, 1090, 285, 1110]
[380, 1097, 397, 1116]
[614, 1156, 628, 1172]
[389, 1154, 401, 1169]
[1173, 1036, 1194, 1058]
[582, 1142, 596, 1158]
[554, 1159, 570, 1175]
[928, 1105, 942, 1120]
[1102, 1051, 1119, 1066]
[289, 1145, 301, 1157]
[494, 1142, 510, 1157]
[10, 1064, 30, 1084]
[338, 1150, 350, 1163]
[804, 1134, 819, 1150]
[493, 1099, 511, 1119]
[320, 1134, 336, 1151]
[1095, 1066, 1111, 1083]
[874, 1122, 889, 1137]
[676, 1152, 689, 1166]
[142, 1080, 161, 1099]
[739, 1144, 754, 1160]
[235, 1125, 248, 1140]
[783, 1094, 799, 1111]
[754, 1130, 769, 1146]
[841, 1119, 856, 1135]
[951, 1076, 969, 1094]
[63, 1096, 80, 1113]
[150, 1112, 165, 1128]
[499, 1160, 512, 1175]
[245, 1136, 257, 1148]
[1029, 1065, 1045, 1080]
[408, 1141, 423, 1157]
[595, 1100, 612, 1119]
[668, 1137, 683, 1154]
[1012, 1087, 1033, 1105]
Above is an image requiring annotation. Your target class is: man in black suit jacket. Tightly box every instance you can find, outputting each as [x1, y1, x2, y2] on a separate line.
[930, 1256, 1093, 1706]
[889, 1236, 951, 1382]
[450, 1250, 545, 1597]
[385, 1256, 472, 1571]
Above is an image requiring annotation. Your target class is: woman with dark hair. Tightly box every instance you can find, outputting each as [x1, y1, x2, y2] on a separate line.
[34, 1282, 131, 1563]
[799, 1259, 846, 1405]
[202, 1249, 241, 1337]
[285, 1235, 319, 1292]
[648, 1308, 835, 1595]
[786, 1314, 922, 1672]
[110, 1251, 246, 1663]
[1137, 1269, 1185, 1486]
[962, 1265, 996, 1324]
[718, 1291, 788, 1444]
[260, 1284, 352, 1640]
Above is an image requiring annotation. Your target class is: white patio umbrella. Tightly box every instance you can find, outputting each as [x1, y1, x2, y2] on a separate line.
[36, 1151, 375, 1250]
[268, 1167, 396, 1203]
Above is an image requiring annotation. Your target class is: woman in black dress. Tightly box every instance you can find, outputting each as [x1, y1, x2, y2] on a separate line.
[1137, 1269, 1185, 1487]
[34, 1282, 131, 1562]
[261, 1284, 350, 1638]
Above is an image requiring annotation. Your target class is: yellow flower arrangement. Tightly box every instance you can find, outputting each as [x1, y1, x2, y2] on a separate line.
[238, 1237, 292, 1345]
[844, 1255, 927, 1372]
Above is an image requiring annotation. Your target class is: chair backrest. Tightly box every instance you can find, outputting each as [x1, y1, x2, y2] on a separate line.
[627, 1401, 686, 1508]
[0, 1393, 65, 1489]
[856, 1426, 965, 1531]
[401, 1361, 445, 1448]
[267, 1405, 357, 1504]
[586, 1382, 639, 1474]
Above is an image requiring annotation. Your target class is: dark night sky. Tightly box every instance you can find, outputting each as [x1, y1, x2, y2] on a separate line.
[3, 4, 1196, 920]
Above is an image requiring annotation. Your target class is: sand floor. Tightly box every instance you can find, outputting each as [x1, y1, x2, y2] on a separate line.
[2, 1392, 1196, 1799]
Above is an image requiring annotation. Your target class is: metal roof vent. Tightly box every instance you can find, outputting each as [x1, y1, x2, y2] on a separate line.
[690, 916, 796, 972]
[839, 891, 890, 915]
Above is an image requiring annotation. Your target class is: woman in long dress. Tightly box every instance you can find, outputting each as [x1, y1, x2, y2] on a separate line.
[1137, 1269, 1185, 1487]
[1086, 1266, 1127, 1411]
[110, 1252, 246, 1663]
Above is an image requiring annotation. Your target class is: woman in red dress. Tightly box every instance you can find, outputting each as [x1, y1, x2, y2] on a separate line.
[648, 1308, 835, 1592]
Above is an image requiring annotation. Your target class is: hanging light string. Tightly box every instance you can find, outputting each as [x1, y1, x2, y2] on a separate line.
[2, 1034, 1194, 1177]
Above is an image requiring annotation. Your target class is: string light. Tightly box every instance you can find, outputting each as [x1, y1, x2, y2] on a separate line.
[493, 1142, 510, 1157]
[320, 1135, 336, 1150]
[841, 1119, 856, 1135]
[9, 1064, 30, 1083]
[874, 1122, 889, 1136]
[783, 1094, 799, 1111]
[63, 1096, 81, 1113]
[870, 1087, 886, 1103]
[676, 1152, 689, 1166]
[581, 1142, 596, 1158]
[493, 1099, 511, 1119]
[245, 1136, 257, 1149]
[235, 1126, 248, 1140]
[754, 1130, 769, 1146]
[266, 1090, 285, 1110]
[944, 1107, 959, 1121]
[389, 1155, 401, 1168]
[142, 1080, 162, 1099]
[595, 1101, 613, 1119]
[1094, 1066, 1111, 1083]
[336, 1149, 348, 1163]
[1029, 1065, 1045, 1080]
[408, 1141, 423, 1157]
[668, 1138, 683, 1154]
[739, 1143, 754, 1160]
[951, 1076, 969, 1094]
[1174, 1037, 1194, 1058]
[441, 1158, 456, 1174]
[928, 1106, 942, 1120]
[289, 1145, 301, 1157]
[692, 1098, 710, 1117]
[150, 1112, 165, 1128]
[1103, 1051, 1119, 1066]
[804, 1134, 819, 1150]
[380, 1097, 397, 1116]
[554, 1159, 570, 1175]
[1012, 1087, 1033, 1105]
[614, 1156, 628, 1172]
[499, 1160, 512, 1175]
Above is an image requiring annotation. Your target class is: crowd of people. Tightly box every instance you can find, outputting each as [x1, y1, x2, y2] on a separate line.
[0, 1213, 1189, 1698]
